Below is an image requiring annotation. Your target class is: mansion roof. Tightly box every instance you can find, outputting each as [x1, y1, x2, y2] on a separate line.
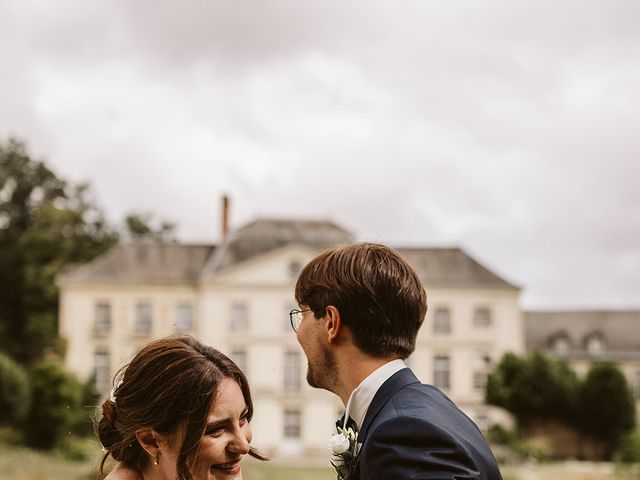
[57, 243, 215, 285]
[397, 247, 518, 289]
[58, 218, 518, 289]
[525, 310, 640, 359]
[202, 218, 354, 275]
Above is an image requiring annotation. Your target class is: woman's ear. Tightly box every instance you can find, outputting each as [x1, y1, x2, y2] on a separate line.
[135, 428, 161, 457]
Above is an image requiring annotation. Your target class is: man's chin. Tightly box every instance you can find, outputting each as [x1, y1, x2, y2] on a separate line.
[306, 368, 324, 390]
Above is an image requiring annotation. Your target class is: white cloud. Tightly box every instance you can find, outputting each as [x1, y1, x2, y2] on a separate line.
[1, 0, 638, 308]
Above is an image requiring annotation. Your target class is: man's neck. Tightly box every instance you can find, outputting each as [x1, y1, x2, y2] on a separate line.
[333, 349, 400, 405]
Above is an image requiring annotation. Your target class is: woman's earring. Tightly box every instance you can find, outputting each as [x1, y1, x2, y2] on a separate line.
[154, 452, 159, 466]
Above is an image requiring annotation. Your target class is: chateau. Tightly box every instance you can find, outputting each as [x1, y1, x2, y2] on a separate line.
[58, 215, 639, 456]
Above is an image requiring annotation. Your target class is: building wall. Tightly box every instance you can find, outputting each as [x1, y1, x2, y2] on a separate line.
[60, 283, 200, 387]
[412, 287, 522, 426]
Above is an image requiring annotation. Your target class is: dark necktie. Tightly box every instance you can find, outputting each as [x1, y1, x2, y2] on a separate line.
[335, 415, 358, 432]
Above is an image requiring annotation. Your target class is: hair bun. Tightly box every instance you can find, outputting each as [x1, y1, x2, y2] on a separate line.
[97, 398, 122, 457]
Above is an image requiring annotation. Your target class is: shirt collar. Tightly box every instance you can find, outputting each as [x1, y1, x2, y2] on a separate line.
[342, 359, 407, 430]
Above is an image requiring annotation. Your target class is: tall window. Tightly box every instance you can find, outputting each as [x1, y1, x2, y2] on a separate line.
[433, 307, 451, 334]
[94, 302, 111, 336]
[94, 350, 110, 393]
[230, 303, 248, 331]
[284, 352, 301, 393]
[433, 355, 450, 390]
[135, 302, 152, 335]
[473, 307, 492, 326]
[284, 409, 301, 439]
[230, 349, 247, 374]
[473, 355, 491, 392]
[175, 304, 194, 333]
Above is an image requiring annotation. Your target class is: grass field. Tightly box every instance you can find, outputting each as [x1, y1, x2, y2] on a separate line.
[0, 439, 336, 480]
[1, 440, 638, 480]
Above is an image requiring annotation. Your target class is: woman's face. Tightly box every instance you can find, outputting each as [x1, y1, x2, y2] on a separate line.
[159, 377, 253, 480]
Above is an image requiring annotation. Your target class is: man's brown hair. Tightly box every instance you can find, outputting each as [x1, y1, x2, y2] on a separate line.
[295, 243, 427, 358]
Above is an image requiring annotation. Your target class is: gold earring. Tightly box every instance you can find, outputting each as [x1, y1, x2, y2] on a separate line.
[153, 452, 159, 466]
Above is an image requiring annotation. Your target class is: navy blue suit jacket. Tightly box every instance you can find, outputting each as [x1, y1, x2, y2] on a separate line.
[356, 368, 502, 480]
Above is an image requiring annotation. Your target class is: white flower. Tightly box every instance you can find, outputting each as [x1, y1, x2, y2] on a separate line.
[330, 433, 350, 455]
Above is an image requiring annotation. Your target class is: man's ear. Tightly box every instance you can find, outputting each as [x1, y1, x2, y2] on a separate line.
[324, 305, 342, 343]
[135, 428, 161, 457]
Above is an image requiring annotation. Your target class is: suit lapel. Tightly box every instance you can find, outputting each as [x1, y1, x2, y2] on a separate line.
[359, 368, 421, 440]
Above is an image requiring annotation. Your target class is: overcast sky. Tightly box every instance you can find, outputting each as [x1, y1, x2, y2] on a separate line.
[1, 1, 638, 309]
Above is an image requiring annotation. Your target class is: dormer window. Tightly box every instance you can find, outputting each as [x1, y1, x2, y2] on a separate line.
[549, 333, 571, 354]
[584, 332, 605, 355]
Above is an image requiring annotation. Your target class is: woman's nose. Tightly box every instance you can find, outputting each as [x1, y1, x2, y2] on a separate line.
[228, 427, 251, 454]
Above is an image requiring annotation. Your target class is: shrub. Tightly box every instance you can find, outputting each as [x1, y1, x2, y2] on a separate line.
[69, 373, 102, 437]
[616, 429, 640, 464]
[486, 352, 579, 428]
[577, 362, 636, 459]
[0, 351, 30, 426]
[22, 360, 83, 449]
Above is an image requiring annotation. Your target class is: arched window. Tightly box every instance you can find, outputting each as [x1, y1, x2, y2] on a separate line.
[548, 332, 571, 354]
[584, 332, 605, 355]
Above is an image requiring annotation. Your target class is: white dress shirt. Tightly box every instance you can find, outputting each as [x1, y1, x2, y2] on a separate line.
[342, 359, 407, 430]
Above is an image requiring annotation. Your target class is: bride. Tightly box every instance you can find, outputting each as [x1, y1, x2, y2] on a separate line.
[97, 336, 266, 480]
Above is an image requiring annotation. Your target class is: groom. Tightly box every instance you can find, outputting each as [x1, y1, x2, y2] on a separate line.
[292, 243, 502, 479]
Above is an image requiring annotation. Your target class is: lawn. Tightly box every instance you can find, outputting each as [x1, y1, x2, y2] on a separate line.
[0, 439, 335, 480]
[1, 440, 637, 480]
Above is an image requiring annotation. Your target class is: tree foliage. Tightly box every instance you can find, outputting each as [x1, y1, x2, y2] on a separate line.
[124, 212, 175, 242]
[577, 362, 636, 459]
[486, 351, 579, 428]
[0, 351, 31, 425]
[22, 360, 83, 449]
[487, 352, 637, 460]
[0, 138, 118, 364]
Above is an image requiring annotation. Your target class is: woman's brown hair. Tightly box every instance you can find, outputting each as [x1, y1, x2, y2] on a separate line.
[97, 336, 265, 479]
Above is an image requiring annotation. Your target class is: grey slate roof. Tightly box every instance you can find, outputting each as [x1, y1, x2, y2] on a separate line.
[201, 218, 355, 275]
[58, 242, 215, 285]
[525, 310, 640, 359]
[58, 218, 518, 290]
[396, 247, 519, 289]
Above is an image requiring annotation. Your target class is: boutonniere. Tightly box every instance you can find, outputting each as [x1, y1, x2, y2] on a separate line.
[329, 426, 362, 480]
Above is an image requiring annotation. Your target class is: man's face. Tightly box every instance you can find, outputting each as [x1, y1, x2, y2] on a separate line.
[295, 306, 336, 392]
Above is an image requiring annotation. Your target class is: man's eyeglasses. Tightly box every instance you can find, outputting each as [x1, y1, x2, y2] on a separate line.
[289, 308, 311, 332]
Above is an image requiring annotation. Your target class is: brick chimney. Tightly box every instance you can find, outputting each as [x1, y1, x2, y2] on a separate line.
[221, 194, 230, 240]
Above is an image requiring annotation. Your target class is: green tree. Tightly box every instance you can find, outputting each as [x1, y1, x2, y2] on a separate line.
[486, 352, 579, 428]
[124, 212, 175, 242]
[577, 362, 636, 459]
[69, 373, 102, 436]
[0, 138, 118, 364]
[0, 351, 30, 426]
[22, 360, 83, 449]
[616, 429, 640, 464]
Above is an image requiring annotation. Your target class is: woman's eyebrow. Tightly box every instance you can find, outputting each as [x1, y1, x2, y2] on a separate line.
[205, 418, 229, 430]
[205, 408, 249, 429]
